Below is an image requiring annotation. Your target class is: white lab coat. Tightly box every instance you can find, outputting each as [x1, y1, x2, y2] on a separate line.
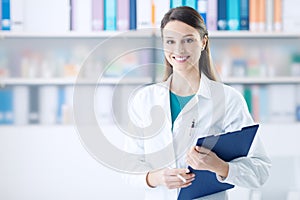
[123, 73, 271, 200]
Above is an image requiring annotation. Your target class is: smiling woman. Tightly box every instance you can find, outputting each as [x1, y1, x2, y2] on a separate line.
[163, 21, 204, 75]
[160, 6, 216, 83]
[123, 6, 271, 200]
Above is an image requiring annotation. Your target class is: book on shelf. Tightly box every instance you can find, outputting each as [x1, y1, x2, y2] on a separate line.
[0, 88, 13, 124]
[268, 84, 296, 123]
[1, 0, 11, 30]
[170, 0, 183, 8]
[283, 0, 300, 32]
[273, 0, 282, 32]
[257, 0, 266, 31]
[249, 0, 257, 31]
[265, 0, 273, 32]
[184, 0, 197, 10]
[0, 0, 2, 30]
[259, 86, 269, 122]
[92, 0, 104, 31]
[10, 0, 24, 31]
[240, 0, 249, 30]
[117, 0, 129, 31]
[251, 85, 260, 122]
[95, 85, 114, 125]
[136, 0, 152, 29]
[217, 0, 227, 30]
[10, 0, 24, 32]
[197, 0, 207, 25]
[57, 86, 74, 124]
[23, 0, 69, 32]
[104, 0, 117, 30]
[227, 0, 240, 30]
[71, 0, 92, 32]
[153, 0, 169, 28]
[244, 86, 252, 115]
[13, 86, 29, 125]
[39, 86, 58, 125]
[297, 85, 300, 122]
[129, 0, 137, 29]
[206, 0, 217, 31]
[29, 87, 39, 124]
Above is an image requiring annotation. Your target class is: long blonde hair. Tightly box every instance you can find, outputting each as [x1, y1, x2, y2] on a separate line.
[160, 6, 217, 81]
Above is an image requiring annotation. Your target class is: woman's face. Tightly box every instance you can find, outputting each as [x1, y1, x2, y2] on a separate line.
[162, 20, 206, 73]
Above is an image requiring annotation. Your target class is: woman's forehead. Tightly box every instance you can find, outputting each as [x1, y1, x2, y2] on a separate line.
[163, 21, 200, 38]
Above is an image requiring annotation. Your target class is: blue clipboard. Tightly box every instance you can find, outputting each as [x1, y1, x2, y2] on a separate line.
[178, 124, 259, 200]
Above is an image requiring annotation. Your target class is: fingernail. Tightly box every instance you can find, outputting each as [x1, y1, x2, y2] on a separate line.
[186, 168, 190, 173]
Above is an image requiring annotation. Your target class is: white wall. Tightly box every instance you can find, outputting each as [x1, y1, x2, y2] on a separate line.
[0, 124, 299, 200]
[0, 126, 144, 200]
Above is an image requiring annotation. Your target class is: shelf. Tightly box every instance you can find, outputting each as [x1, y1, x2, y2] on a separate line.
[1, 30, 300, 39]
[1, 77, 299, 86]
[222, 77, 300, 84]
[208, 31, 300, 39]
[0, 30, 155, 39]
[0, 77, 152, 86]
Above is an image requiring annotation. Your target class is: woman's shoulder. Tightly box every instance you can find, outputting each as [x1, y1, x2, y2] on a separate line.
[134, 81, 169, 96]
[130, 82, 168, 104]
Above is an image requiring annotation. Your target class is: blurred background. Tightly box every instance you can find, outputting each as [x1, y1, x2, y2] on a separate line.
[0, 0, 299, 199]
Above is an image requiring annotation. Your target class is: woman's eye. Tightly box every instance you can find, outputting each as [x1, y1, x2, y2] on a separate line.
[184, 38, 194, 43]
[166, 40, 175, 44]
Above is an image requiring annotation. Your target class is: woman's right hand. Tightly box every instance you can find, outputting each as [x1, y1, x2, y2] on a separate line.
[146, 168, 195, 189]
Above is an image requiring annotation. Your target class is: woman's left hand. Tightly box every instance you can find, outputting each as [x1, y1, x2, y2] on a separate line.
[186, 146, 229, 178]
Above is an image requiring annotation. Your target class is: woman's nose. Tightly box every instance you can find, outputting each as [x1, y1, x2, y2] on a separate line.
[175, 43, 185, 54]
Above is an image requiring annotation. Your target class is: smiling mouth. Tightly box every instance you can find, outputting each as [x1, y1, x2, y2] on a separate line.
[173, 56, 190, 62]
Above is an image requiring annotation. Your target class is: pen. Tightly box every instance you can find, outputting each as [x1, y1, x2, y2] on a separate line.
[191, 119, 195, 128]
[168, 167, 187, 183]
[177, 174, 187, 183]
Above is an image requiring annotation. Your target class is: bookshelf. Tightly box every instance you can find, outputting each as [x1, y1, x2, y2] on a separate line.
[0, 30, 155, 38]
[0, 31, 300, 126]
[223, 77, 300, 84]
[0, 77, 152, 85]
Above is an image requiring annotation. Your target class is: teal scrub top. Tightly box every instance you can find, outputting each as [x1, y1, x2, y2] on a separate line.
[170, 91, 195, 129]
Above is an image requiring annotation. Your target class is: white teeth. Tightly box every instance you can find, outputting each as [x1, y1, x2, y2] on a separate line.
[174, 56, 188, 61]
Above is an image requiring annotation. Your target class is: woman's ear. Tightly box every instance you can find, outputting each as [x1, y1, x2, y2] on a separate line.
[202, 35, 208, 50]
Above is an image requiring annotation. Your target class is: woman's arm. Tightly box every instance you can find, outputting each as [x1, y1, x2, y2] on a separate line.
[186, 87, 271, 188]
[220, 88, 271, 188]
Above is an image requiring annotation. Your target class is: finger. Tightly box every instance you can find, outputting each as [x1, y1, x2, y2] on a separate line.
[180, 173, 195, 180]
[195, 146, 212, 154]
[165, 179, 188, 189]
[175, 176, 194, 187]
[165, 172, 194, 185]
[166, 168, 190, 175]
[178, 177, 195, 188]
[188, 146, 201, 157]
[180, 182, 192, 188]
[186, 154, 199, 168]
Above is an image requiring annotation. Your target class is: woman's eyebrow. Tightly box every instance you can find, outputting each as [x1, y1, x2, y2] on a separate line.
[164, 34, 195, 39]
[182, 34, 195, 38]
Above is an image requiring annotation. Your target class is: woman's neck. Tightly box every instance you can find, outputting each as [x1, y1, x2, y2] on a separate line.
[170, 69, 200, 96]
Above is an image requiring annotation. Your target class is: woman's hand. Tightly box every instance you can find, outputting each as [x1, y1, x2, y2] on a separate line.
[146, 168, 195, 189]
[186, 146, 229, 178]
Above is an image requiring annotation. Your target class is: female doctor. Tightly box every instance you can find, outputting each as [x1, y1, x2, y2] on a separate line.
[124, 6, 271, 200]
